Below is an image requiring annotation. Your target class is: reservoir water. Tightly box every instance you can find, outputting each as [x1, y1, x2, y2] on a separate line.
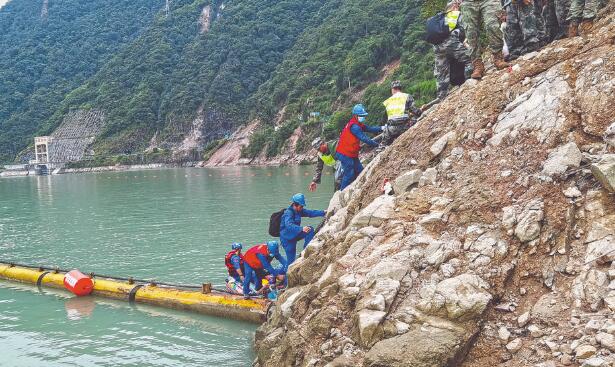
[0, 166, 333, 366]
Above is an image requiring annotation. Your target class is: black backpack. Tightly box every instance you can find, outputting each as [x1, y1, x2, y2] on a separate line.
[425, 12, 450, 45]
[268, 209, 286, 237]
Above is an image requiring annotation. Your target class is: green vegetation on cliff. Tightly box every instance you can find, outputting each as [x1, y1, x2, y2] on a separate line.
[244, 0, 437, 157]
[0, 0, 439, 163]
[0, 0, 165, 162]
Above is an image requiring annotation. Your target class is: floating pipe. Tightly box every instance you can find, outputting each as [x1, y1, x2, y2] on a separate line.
[0, 263, 266, 324]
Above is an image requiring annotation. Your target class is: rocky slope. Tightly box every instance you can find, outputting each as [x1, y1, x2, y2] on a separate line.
[254, 4, 615, 367]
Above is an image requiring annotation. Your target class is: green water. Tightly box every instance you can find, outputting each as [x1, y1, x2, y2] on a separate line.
[0, 166, 333, 366]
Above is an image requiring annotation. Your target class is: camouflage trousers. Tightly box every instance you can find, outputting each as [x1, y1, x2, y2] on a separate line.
[542, 0, 572, 38]
[434, 33, 472, 99]
[375, 119, 415, 145]
[567, 0, 600, 20]
[461, 0, 505, 61]
[505, 1, 543, 56]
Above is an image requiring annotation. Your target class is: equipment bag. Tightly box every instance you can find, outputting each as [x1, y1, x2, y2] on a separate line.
[425, 12, 450, 45]
[268, 209, 286, 237]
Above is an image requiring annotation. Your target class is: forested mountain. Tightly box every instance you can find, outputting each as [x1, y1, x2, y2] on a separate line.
[0, 0, 438, 164]
[0, 0, 165, 162]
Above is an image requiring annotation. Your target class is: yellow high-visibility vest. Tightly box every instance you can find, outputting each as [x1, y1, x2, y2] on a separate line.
[383, 92, 410, 120]
[445, 11, 460, 32]
[318, 153, 336, 167]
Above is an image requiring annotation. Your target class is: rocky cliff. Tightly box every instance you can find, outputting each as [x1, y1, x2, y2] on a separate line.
[254, 4, 615, 367]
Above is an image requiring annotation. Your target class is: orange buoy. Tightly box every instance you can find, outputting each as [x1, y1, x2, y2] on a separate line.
[63, 270, 93, 296]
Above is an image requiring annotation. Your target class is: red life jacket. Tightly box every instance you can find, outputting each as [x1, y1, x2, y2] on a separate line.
[224, 251, 244, 276]
[243, 244, 269, 270]
[336, 116, 366, 158]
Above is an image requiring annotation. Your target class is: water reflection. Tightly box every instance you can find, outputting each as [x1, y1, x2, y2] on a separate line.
[65, 296, 96, 320]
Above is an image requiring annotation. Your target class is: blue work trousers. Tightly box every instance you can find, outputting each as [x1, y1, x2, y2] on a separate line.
[335, 152, 363, 190]
[243, 263, 265, 297]
[281, 226, 315, 266]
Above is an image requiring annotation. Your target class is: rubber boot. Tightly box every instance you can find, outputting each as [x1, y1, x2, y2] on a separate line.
[471, 59, 485, 79]
[568, 21, 579, 37]
[492, 51, 510, 70]
[579, 19, 593, 36]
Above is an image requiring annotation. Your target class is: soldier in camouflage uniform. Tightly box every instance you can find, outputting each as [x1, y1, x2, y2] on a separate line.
[376, 81, 422, 146]
[461, 0, 509, 79]
[504, 0, 544, 59]
[434, 0, 472, 99]
[567, 0, 600, 36]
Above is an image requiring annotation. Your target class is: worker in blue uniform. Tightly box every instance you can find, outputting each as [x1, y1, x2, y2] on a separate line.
[224, 242, 245, 283]
[335, 104, 384, 190]
[280, 193, 325, 266]
[243, 241, 287, 299]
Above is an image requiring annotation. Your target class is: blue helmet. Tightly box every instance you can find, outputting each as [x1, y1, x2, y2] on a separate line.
[231, 242, 242, 251]
[267, 240, 279, 255]
[352, 104, 368, 117]
[291, 193, 306, 207]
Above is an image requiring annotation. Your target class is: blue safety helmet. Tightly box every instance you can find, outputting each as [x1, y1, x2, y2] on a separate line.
[291, 193, 306, 207]
[352, 104, 368, 117]
[231, 242, 242, 251]
[267, 240, 279, 255]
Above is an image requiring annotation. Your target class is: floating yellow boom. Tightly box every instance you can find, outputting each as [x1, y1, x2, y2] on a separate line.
[0, 263, 267, 324]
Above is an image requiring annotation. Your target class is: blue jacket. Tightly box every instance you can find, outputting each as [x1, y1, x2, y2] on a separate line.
[255, 253, 287, 276]
[230, 255, 242, 272]
[280, 205, 325, 241]
[351, 123, 380, 147]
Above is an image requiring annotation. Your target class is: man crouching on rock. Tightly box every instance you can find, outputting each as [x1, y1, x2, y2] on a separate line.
[281, 193, 325, 266]
[242, 241, 287, 299]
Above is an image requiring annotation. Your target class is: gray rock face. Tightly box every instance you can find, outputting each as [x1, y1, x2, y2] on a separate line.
[364, 322, 468, 367]
[514, 199, 544, 242]
[572, 269, 609, 309]
[393, 169, 422, 193]
[350, 195, 396, 228]
[357, 310, 387, 347]
[489, 75, 571, 146]
[430, 131, 456, 158]
[596, 332, 615, 352]
[253, 15, 615, 367]
[418, 273, 492, 320]
[532, 293, 568, 325]
[419, 167, 438, 187]
[591, 154, 615, 192]
[605, 122, 615, 148]
[542, 142, 583, 176]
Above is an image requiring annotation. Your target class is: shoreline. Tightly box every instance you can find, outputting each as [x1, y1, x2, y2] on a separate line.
[0, 158, 317, 178]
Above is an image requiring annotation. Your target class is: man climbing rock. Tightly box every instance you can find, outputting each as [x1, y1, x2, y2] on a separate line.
[309, 137, 342, 192]
[432, 2, 472, 100]
[242, 241, 286, 299]
[280, 193, 325, 266]
[461, 0, 509, 78]
[567, 0, 601, 36]
[378, 81, 422, 145]
[225, 242, 245, 283]
[335, 104, 384, 190]
[504, 0, 545, 59]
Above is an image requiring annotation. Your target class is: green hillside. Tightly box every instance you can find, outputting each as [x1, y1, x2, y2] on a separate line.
[45, 0, 335, 155]
[0, 0, 438, 163]
[0, 0, 165, 162]
[244, 0, 436, 158]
